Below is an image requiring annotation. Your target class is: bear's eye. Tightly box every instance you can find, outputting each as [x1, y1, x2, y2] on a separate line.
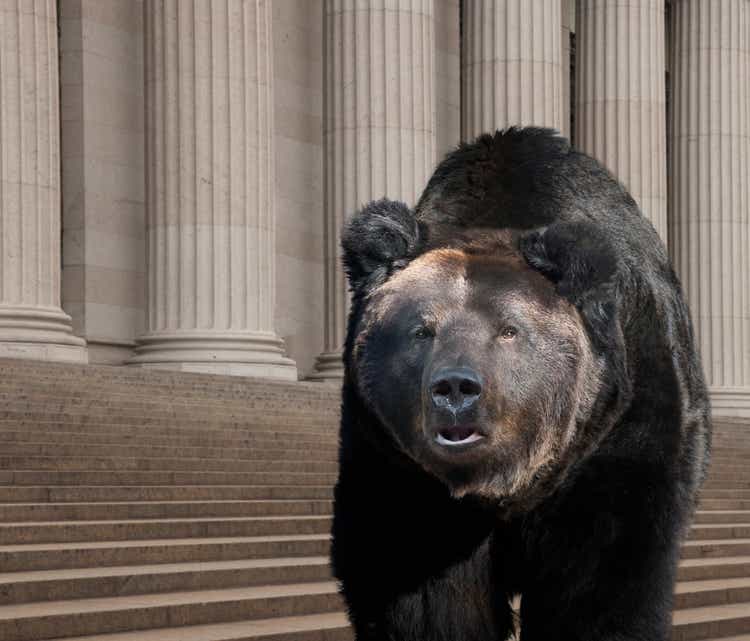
[414, 326, 435, 340]
[500, 326, 517, 340]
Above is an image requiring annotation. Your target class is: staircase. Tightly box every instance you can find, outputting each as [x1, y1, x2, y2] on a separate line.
[0, 359, 351, 641]
[0, 359, 748, 640]
[673, 418, 750, 640]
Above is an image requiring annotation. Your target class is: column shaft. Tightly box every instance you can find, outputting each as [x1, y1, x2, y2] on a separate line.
[130, 0, 296, 379]
[561, 0, 572, 139]
[669, 0, 750, 416]
[575, 0, 668, 239]
[311, 0, 436, 380]
[461, 0, 564, 139]
[0, 0, 86, 362]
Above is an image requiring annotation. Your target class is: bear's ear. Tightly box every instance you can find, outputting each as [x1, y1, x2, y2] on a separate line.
[341, 198, 422, 293]
[519, 221, 621, 350]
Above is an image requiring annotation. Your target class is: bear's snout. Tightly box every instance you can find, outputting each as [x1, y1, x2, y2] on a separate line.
[426, 367, 488, 449]
[429, 366, 483, 413]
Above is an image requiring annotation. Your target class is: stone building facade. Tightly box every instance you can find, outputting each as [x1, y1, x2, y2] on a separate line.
[0, 0, 748, 416]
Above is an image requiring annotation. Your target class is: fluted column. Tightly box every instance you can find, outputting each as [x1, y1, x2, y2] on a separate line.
[669, 0, 750, 416]
[0, 0, 87, 362]
[461, 0, 564, 139]
[311, 0, 436, 381]
[561, 0, 572, 139]
[575, 0, 668, 240]
[129, 0, 296, 379]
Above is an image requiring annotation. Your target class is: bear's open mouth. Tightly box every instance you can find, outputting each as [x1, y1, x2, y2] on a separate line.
[436, 426, 485, 447]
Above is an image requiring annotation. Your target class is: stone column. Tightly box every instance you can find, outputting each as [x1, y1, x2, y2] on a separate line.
[461, 0, 564, 139]
[129, 0, 296, 379]
[0, 0, 87, 363]
[310, 0, 436, 380]
[669, 0, 750, 417]
[561, 0, 572, 140]
[575, 0, 668, 240]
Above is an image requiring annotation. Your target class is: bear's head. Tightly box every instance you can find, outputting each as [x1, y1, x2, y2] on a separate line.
[341, 198, 630, 512]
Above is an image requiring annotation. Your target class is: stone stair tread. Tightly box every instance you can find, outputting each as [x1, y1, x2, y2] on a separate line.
[0, 485, 334, 502]
[671, 601, 750, 624]
[680, 556, 750, 567]
[0, 556, 330, 584]
[0, 454, 337, 464]
[0, 515, 330, 527]
[683, 539, 750, 546]
[695, 511, 750, 515]
[0, 500, 331, 507]
[675, 577, 750, 593]
[0, 421, 337, 439]
[0, 533, 330, 553]
[0, 581, 340, 620]
[55, 612, 351, 641]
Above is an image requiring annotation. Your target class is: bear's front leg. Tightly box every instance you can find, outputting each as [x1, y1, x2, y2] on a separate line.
[517, 466, 685, 641]
[518, 551, 677, 641]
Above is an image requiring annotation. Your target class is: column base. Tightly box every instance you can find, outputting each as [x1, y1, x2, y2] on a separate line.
[127, 330, 298, 380]
[0, 306, 88, 363]
[307, 350, 344, 382]
[709, 387, 750, 418]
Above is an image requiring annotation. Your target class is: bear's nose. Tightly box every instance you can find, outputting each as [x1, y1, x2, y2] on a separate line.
[429, 367, 483, 412]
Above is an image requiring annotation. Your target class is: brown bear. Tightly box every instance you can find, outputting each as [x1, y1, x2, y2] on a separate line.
[331, 127, 711, 641]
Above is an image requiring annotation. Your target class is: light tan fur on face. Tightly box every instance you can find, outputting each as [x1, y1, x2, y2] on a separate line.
[370, 249, 470, 325]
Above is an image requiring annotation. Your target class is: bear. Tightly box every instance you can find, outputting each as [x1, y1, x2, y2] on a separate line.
[330, 127, 711, 641]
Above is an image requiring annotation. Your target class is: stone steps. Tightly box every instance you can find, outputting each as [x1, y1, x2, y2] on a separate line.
[0, 411, 333, 430]
[0, 416, 338, 437]
[0, 359, 749, 640]
[696, 500, 750, 511]
[672, 603, 750, 640]
[0, 486, 334, 503]
[0, 471, 338, 486]
[0, 430, 338, 453]
[682, 539, 750, 559]
[0, 500, 333, 521]
[0, 442, 338, 462]
[694, 512, 750, 525]
[0, 582, 345, 641]
[678, 557, 750, 582]
[0, 535, 332, 572]
[674, 577, 750, 609]
[701, 492, 750, 499]
[0, 516, 333, 545]
[690, 526, 750, 540]
[47, 613, 353, 641]
[0, 456, 337, 474]
[0, 557, 333, 605]
[0, 396, 338, 420]
[0, 385, 338, 422]
[0, 360, 341, 400]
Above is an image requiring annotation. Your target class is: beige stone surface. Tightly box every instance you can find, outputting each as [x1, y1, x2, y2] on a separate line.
[461, 0, 564, 138]
[561, 0, 572, 139]
[575, 0, 668, 240]
[435, 0, 460, 157]
[0, 0, 87, 363]
[273, 0, 326, 379]
[59, 0, 146, 362]
[669, 0, 750, 417]
[129, 0, 296, 380]
[311, 0, 437, 380]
